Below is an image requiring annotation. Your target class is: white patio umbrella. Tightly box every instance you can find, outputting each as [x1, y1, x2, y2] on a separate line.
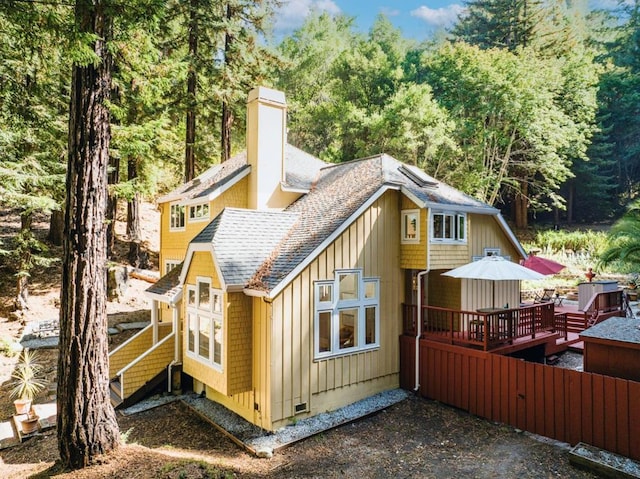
[441, 255, 545, 307]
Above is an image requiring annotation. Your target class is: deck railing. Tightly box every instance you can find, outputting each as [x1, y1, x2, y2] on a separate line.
[402, 302, 558, 351]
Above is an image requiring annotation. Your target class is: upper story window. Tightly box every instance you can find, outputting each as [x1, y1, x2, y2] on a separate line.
[170, 203, 185, 231]
[401, 209, 420, 244]
[186, 277, 223, 370]
[165, 260, 181, 276]
[314, 269, 379, 360]
[431, 211, 466, 243]
[189, 203, 210, 222]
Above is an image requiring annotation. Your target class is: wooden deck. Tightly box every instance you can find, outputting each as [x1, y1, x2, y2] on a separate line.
[403, 289, 626, 357]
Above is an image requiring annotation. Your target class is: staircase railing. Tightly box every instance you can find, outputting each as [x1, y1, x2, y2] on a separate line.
[109, 323, 172, 378]
[114, 332, 175, 400]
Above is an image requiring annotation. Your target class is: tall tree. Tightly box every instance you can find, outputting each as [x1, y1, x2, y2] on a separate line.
[57, 0, 119, 468]
[0, 2, 68, 309]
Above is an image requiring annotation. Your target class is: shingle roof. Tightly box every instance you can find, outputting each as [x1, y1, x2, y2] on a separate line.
[157, 153, 249, 204]
[146, 263, 183, 303]
[249, 154, 498, 293]
[157, 144, 327, 205]
[193, 208, 299, 287]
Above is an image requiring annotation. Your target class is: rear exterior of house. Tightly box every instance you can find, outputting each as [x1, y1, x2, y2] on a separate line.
[110, 86, 527, 430]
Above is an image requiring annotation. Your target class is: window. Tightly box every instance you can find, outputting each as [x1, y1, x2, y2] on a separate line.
[431, 211, 466, 243]
[186, 277, 223, 370]
[189, 203, 210, 222]
[170, 203, 185, 230]
[165, 260, 181, 275]
[314, 269, 379, 359]
[401, 209, 420, 244]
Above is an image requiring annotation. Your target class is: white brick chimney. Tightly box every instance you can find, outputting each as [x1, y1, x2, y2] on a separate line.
[246, 86, 287, 210]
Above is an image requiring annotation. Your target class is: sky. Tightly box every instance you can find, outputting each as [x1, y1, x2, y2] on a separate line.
[273, 0, 626, 42]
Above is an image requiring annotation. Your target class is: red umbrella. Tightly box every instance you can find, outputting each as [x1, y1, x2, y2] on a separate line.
[521, 255, 565, 275]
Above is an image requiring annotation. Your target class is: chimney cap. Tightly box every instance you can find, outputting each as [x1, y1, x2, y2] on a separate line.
[248, 86, 286, 106]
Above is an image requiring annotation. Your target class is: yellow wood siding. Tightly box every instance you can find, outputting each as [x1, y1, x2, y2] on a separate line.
[428, 271, 461, 310]
[158, 176, 248, 276]
[399, 196, 427, 270]
[468, 214, 520, 259]
[267, 190, 403, 429]
[227, 292, 252, 395]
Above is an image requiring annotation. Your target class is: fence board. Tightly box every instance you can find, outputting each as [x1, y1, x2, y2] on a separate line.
[544, 365, 556, 439]
[604, 376, 618, 452]
[592, 374, 605, 450]
[581, 373, 593, 445]
[615, 380, 629, 458]
[629, 381, 640, 460]
[413, 339, 640, 462]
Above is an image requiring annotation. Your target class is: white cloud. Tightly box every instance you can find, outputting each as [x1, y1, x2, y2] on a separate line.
[410, 4, 465, 28]
[274, 0, 341, 32]
[380, 7, 401, 17]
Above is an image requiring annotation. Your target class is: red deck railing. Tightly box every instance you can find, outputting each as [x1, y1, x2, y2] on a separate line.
[402, 302, 560, 351]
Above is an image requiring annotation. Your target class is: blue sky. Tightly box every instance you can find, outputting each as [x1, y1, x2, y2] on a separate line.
[274, 0, 464, 41]
[273, 0, 626, 42]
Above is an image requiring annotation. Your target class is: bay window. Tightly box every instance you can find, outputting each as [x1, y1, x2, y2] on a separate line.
[186, 277, 223, 370]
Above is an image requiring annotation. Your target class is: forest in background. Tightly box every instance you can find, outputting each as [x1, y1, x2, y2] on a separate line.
[0, 0, 639, 303]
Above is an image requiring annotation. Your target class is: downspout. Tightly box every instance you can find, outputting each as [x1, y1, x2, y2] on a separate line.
[414, 237, 431, 392]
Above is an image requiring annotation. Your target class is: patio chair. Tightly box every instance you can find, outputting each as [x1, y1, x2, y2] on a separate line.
[534, 288, 555, 303]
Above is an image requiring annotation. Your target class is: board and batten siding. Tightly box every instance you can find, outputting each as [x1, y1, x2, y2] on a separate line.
[266, 190, 403, 429]
[464, 213, 522, 311]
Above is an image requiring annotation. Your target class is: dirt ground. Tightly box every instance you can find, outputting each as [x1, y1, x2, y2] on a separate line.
[0, 204, 597, 478]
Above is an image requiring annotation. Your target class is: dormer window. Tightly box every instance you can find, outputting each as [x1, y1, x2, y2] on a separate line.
[431, 211, 466, 243]
[189, 203, 210, 222]
[170, 203, 185, 231]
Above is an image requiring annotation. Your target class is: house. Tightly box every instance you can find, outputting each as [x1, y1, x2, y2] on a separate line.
[108, 86, 528, 431]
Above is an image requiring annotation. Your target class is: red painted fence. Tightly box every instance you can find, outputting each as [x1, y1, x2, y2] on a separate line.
[400, 337, 640, 461]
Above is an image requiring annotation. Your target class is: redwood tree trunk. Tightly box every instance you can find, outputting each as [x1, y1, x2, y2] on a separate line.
[57, 1, 119, 469]
[220, 3, 233, 162]
[514, 180, 529, 229]
[48, 209, 64, 246]
[127, 158, 147, 268]
[15, 211, 33, 311]
[106, 153, 120, 259]
[184, 0, 197, 182]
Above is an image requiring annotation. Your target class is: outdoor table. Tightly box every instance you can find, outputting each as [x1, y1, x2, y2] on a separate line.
[476, 308, 514, 341]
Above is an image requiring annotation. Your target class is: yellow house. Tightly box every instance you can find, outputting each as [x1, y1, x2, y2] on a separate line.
[108, 86, 527, 431]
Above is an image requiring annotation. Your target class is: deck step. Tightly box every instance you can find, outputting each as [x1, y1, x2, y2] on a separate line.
[569, 341, 584, 352]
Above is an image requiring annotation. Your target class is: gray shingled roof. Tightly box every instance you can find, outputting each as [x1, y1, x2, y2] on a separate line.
[157, 144, 326, 204]
[157, 153, 249, 204]
[192, 208, 299, 287]
[146, 263, 183, 303]
[580, 316, 640, 344]
[249, 154, 498, 293]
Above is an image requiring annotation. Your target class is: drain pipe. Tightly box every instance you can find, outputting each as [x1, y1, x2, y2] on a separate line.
[414, 268, 429, 392]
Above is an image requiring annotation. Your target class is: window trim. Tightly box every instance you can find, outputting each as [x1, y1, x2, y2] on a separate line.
[314, 269, 380, 360]
[401, 209, 420, 244]
[188, 203, 210, 223]
[165, 260, 181, 276]
[186, 278, 223, 371]
[169, 202, 186, 231]
[430, 210, 467, 244]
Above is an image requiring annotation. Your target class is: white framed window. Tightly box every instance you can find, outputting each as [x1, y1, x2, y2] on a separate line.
[314, 269, 380, 360]
[165, 260, 181, 275]
[188, 203, 210, 222]
[401, 209, 420, 244]
[431, 211, 467, 243]
[170, 203, 185, 231]
[186, 277, 223, 370]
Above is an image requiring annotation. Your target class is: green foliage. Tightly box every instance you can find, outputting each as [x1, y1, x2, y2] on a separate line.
[160, 459, 233, 479]
[599, 200, 640, 271]
[525, 229, 608, 256]
[10, 349, 47, 401]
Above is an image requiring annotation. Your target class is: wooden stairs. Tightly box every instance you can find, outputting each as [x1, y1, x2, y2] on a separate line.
[110, 364, 181, 409]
